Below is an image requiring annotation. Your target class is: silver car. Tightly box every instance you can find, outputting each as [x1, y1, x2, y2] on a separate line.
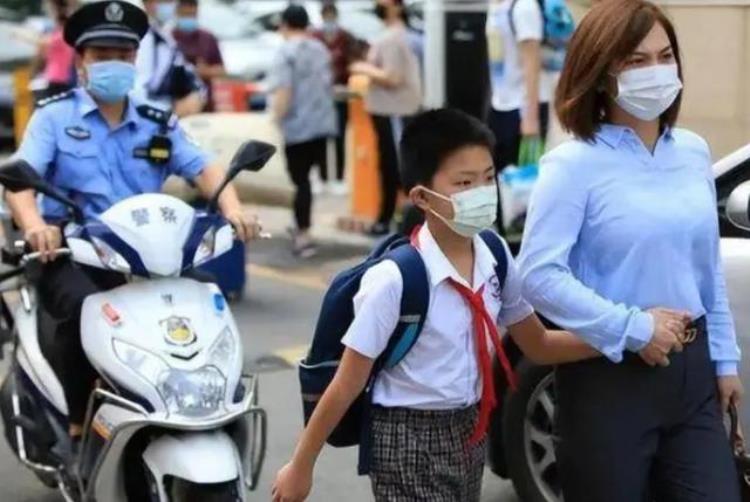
[488, 143, 750, 502]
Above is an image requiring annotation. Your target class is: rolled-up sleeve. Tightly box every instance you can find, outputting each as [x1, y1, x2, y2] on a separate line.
[13, 107, 56, 177]
[167, 125, 207, 180]
[518, 149, 654, 362]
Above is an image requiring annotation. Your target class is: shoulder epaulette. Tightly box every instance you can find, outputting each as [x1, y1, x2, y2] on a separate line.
[136, 104, 177, 129]
[36, 90, 74, 108]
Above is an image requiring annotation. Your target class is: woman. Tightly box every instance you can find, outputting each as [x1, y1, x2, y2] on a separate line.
[349, 0, 421, 236]
[268, 4, 336, 258]
[518, 1, 743, 501]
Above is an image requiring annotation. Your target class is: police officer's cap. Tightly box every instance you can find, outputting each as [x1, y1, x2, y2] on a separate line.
[64, 1, 149, 51]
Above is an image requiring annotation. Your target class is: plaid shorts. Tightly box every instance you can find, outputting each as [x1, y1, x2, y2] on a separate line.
[369, 405, 486, 502]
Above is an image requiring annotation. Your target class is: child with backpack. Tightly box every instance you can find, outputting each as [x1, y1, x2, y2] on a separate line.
[272, 109, 598, 502]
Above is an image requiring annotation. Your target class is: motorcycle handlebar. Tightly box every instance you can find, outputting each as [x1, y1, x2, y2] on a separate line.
[20, 248, 71, 266]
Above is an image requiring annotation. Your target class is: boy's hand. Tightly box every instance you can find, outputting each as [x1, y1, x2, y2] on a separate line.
[272, 461, 312, 502]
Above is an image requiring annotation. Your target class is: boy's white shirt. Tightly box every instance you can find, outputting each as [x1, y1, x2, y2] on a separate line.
[486, 0, 557, 112]
[341, 225, 534, 410]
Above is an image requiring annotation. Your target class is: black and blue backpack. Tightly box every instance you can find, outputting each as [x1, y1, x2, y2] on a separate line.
[510, 0, 576, 72]
[298, 229, 510, 474]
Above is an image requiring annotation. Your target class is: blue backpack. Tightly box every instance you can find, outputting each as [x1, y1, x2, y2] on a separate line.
[510, 0, 575, 72]
[298, 229, 509, 474]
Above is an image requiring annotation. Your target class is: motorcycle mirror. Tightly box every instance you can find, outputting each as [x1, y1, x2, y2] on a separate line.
[227, 140, 277, 176]
[726, 180, 750, 231]
[0, 160, 84, 222]
[208, 141, 277, 212]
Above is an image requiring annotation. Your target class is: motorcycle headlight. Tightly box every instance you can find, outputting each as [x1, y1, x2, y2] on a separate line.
[114, 339, 227, 418]
[208, 327, 238, 376]
[157, 366, 226, 418]
[193, 226, 216, 267]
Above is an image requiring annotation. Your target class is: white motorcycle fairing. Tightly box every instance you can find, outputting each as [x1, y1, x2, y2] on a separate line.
[80, 277, 243, 417]
[65, 193, 235, 277]
[142, 430, 242, 491]
[13, 290, 67, 415]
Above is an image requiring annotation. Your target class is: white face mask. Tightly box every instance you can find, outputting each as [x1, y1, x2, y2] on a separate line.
[423, 185, 498, 237]
[614, 64, 682, 121]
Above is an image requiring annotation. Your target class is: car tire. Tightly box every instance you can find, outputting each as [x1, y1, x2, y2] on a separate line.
[502, 359, 562, 502]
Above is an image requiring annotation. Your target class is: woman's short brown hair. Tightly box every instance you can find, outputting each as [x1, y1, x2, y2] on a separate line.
[555, 0, 683, 140]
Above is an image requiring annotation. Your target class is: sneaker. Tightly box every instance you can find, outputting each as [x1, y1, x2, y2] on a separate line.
[292, 233, 318, 259]
[329, 180, 349, 196]
[311, 177, 326, 196]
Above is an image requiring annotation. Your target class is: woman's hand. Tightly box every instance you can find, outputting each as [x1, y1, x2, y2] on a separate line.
[272, 461, 313, 502]
[639, 308, 691, 367]
[718, 375, 744, 413]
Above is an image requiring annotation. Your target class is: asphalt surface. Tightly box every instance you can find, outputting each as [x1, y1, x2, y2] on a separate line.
[0, 234, 520, 501]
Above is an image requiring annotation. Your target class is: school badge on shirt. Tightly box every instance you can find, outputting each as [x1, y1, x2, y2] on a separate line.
[489, 275, 502, 300]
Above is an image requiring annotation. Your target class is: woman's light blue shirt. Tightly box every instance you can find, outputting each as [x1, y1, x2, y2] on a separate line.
[518, 124, 740, 376]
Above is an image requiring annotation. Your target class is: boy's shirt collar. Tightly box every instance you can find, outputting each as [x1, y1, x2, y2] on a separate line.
[418, 224, 499, 292]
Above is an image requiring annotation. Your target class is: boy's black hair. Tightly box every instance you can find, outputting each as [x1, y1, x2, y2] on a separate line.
[281, 4, 310, 30]
[400, 108, 496, 191]
[177, 0, 199, 6]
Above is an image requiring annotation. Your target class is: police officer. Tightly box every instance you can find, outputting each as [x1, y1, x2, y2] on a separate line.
[7, 0, 259, 441]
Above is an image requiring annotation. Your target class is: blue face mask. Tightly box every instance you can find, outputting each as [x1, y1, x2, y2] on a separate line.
[155, 2, 176, 24]
[85, 61, 136, 103]
[176, 17, 199, 32]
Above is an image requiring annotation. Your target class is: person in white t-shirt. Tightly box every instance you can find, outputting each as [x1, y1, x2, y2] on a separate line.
[486, 0, 555, 170]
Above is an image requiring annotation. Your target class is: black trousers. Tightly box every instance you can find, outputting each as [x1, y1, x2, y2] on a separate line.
[320, 100, 348, 182]
[371, 114, 403, 226]
[554, 319, 740, 502]
[285, 137, 328, 231]
[37, 259, 125, 425]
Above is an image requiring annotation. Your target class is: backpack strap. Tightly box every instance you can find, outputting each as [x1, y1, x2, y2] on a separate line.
[479, 230, 510, 291]
[378, 244, 430, 369]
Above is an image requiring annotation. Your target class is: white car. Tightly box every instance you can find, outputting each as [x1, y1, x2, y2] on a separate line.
[488, 143, 750, 502]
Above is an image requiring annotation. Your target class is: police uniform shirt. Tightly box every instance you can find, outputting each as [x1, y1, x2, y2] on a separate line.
[14, 89, 207, 220]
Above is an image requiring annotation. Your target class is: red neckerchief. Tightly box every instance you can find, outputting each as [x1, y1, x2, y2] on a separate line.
[411, 225, 516, 444]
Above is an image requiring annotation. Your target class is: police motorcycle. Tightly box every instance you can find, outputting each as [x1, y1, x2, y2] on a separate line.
[0, 141, 274, 501]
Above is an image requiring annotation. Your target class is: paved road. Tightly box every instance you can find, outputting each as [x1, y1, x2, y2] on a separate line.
[0, 234, 520, 501]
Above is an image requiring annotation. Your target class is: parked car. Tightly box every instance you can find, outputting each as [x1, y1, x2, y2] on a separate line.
[488, 143, 750, 502]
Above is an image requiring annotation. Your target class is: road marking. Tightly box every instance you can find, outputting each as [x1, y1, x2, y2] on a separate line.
[246, 264, 328, 291]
